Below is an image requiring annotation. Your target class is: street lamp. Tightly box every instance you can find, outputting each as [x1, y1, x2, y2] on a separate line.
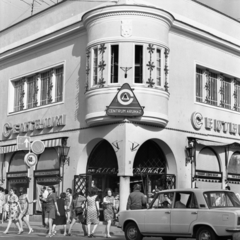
[58, 139, 70, 166]
[185, 140, 195, 166]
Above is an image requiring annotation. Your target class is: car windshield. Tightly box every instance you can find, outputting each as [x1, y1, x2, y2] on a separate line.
[203, 191, 240, 208]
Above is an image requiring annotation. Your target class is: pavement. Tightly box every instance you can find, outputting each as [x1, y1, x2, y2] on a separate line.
[0, 218, 124, 236]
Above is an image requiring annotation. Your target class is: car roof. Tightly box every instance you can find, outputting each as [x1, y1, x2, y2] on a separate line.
[160, 189, 233, 193]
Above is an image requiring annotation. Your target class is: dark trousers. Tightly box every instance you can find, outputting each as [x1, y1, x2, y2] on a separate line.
[41, 203, 46, 226]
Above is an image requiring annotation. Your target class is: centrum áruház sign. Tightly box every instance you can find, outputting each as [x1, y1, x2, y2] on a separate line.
[106, 83, 144, 117]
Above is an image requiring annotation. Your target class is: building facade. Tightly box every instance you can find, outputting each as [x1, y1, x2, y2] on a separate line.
[1, 0, 240, 216]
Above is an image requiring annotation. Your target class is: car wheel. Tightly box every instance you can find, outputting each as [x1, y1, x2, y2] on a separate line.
[196, 226, 216, 240]
[124, 222, 143, 240]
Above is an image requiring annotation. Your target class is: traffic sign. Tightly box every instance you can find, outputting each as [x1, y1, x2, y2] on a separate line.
[106, 83, 144, 117]
[31, 140, 45, 155]
[24, 152, 38, 167]
[17, 136, 31, 151]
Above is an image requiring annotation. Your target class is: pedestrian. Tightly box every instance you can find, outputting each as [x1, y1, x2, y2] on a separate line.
[52, 192, 67, 236]
[18, 187, 37, 234]
[40, 185, 60, 237]
[67, 192, 87, 236]
[2, 189, 9, 223]
[86, 187, 100, 238]
[39, 186, 48, 228]
[3, 188, 22, 234]
[103, 188, 115, 238]
[126, 184, 147, 210]
[114, 194, 120, 217]
[65, 188, 72, 224]
[0, 187, 5, 223]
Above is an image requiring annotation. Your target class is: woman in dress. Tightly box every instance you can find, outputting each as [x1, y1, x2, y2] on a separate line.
[3, 188, 22, 234]
[65, 188, 72, 224]
[52, 192, 67, 236]
[41, 185, 60, 237]
[67, 192, 87, 236]
[86, 187, 100, 238]
[18, 187, 37, 234]
[103, 188, 115, 238]
[2, 189, 9, 223]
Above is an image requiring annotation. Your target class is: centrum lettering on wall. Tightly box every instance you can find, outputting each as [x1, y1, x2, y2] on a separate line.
[2, 114, 66, 138]
[191, 112, 240, 135]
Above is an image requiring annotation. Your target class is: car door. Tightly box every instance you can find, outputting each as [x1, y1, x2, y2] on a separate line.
[144, 192, 173, 233]
[171, 192, 198, 234]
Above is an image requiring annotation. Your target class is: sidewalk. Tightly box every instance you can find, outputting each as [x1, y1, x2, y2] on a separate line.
[0, 220, 124, 236]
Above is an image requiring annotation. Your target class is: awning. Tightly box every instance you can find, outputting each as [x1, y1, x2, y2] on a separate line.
[0, 138, 63, 154]
[188, 137, 240, 147]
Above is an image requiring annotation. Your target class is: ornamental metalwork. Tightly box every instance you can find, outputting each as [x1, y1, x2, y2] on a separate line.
[33, 74, 39, 107]
[219, 74, 224, 107]
[233, 78, 239, 111]
[164, 49, 169, 92]
[85, 48, 90, 93]
[19, 78, 26, 110]
[146, 44, 155, 88]
[98, 44, 106, 88]
[74, 174, 91, 197]
[47, 70, 54, 103]
[204, 69, 210, 103]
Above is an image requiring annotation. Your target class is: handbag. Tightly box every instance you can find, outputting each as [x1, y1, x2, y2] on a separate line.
[75, 206, 83, 215]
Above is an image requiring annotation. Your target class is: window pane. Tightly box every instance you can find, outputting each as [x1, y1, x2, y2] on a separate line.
[222, 77, 231, 109]
[56, 67, 63, 102]
[111, 45, 119, 83]
[135, 45, 143, 83]
[208, 72, 218, 106]
[156, 49, 161, 86]
[196, 68, 203, 102]
[14, 80, 24, 111]
[41, 71, 51, 106]
[93, 48, 98, 85]
[27, 76, 37, 109]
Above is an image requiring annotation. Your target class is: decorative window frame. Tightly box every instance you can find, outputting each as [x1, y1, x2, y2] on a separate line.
[195, 63, 240, 113]
[8, 62, 65, 115]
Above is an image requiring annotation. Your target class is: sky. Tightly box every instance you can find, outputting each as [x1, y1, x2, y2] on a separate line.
[0, 0, 240, 31]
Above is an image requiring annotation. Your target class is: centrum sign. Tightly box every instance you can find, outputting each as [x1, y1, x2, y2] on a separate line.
[106, 83, 144, 117]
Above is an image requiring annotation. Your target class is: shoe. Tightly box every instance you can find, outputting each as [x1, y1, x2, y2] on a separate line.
[46, 234, 51, 238]
[107, 235, 112, 238]
[88, 234, 94, 238]
[28, 228, 34, 234]
[84, 234, 88, 236]
[67, 233, 72, 236]
[18, 230, 24, 235]
[3, 231, 8, 234]
[53, 230, 57, 235]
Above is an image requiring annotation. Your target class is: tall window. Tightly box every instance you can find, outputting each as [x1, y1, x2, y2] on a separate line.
[27, 76, 38, 109]
[111, 45, 119, 83]
[135, 45, 143, 83]
[55, 67, 63, 102]
[13, 80, 24, 111]
[208, 72, 218, 106]
[221, 77, 231, 109]
[41, 71, 52, 106]
[156, 49, 161, 86]
[93, 47, 98, 85]
[196, 68, 203, 102]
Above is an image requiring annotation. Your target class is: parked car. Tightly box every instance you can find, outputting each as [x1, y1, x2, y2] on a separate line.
[118, 189, 240, 240]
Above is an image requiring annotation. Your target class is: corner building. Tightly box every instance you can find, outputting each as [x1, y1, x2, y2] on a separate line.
[1, 0, 240, 216]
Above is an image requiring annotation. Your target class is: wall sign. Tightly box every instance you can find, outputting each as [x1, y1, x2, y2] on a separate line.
[7, 172, 27, 178]
[2, 114, 66, 138]
[106, 83, 144, 117]
[191, 112, 240, 135]
[133, 167, 165, 175]
[87, 168, 118, 175]
[195, 170, 222, 179]
[228, 174, 240, 180]
[35, 170, 60, 176]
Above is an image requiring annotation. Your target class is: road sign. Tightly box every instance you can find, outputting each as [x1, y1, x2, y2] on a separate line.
[31, 140, 45, 155]
[17, 136, 31, 151]
[24, 152, 38, 167]
[106, 83, 144, 117]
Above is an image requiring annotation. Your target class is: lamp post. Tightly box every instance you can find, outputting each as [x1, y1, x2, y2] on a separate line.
[58, 145, 70, 166]
[185, 140, 195, 188]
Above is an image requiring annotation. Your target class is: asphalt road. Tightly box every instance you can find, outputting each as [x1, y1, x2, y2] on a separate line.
[0, 231, 195, 240]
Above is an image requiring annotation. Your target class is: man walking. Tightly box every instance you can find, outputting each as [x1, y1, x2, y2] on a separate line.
[127, 184, 147, 210]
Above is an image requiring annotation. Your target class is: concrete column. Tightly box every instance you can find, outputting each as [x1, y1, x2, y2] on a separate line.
[119, 176, 130, 211]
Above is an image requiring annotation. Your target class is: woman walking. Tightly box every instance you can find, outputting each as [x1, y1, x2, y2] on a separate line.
[67, 192, 87, 236]
[3, 188, 22, 234]
[18, 187, 37, 234]
[52, 192, 67, 236]
[2, 189, 9, 224]
[86, 187, 100, 238]
[65, 188, 72, 224]
[41, 185, 60, 237]
[103, 188, 115, 238]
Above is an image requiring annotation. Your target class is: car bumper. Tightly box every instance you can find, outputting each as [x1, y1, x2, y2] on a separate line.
[226, 228, 240, 232]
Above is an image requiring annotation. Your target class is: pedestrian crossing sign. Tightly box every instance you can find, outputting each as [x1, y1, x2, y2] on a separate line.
[106, 83, 144, 117]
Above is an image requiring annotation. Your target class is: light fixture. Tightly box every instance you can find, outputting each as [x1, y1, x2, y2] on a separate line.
[58, 138, 70, 166]
[185, 140, 195, 166]
[0, 179, 5, 185]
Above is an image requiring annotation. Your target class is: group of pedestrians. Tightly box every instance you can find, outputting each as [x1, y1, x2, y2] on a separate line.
[0, 186, 36, 235]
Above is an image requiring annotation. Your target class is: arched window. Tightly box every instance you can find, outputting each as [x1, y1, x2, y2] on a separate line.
[228, 152, 240, 174]
[196, 147, 220, 172]
[9, 151, 28, 172]
[36, 148, 59, 170]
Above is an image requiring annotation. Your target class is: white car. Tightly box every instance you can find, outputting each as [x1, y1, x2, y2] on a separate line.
[118, 189, 240, 240]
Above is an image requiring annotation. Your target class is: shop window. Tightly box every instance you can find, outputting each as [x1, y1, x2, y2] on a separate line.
[36, 148, 59, 170]
[9, 151, 28, 172]
[110, 45, 119, 83]
[196, 148, 220, 172]
[10, 65, 64, 113]
[228, 152, 240, 174]
[135, 45, 143, 83]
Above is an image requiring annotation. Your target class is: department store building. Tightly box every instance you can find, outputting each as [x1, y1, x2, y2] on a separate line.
[1, 0, 240, 216]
